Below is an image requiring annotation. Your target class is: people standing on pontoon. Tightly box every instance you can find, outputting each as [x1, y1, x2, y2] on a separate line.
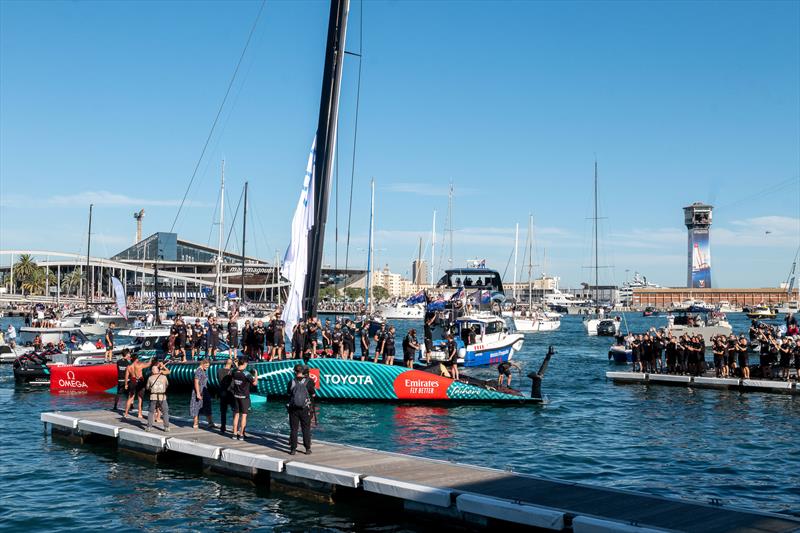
[190, 359, 215, 429]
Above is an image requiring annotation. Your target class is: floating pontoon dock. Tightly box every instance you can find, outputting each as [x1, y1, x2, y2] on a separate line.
[42, 409, 800, 532]
[607, 372, 800, 395]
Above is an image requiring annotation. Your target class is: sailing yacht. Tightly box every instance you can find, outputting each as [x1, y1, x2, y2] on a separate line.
[583, 162, 619, 336]
[513, 215, 561, 332]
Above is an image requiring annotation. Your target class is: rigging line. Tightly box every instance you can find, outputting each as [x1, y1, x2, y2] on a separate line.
[206, 184, 223, 247]
[223, 187, 244, 257]
[169, 0, 267, 233]
[343, 0, 364, 283]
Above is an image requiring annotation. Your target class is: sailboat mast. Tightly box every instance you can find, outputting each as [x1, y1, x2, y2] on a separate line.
[528, 214, 533, 309]
[240, 181, 248, 303]
[86, 203, 93, 307]
[594, 161, 599, 306]
[448, 182, 454, 266]
[303, 0, 350, 318]
[365, 178, 375, 313]
[431, 210, 436, 283]
[513, 223, 519, 303]
[416, 236, 423, 287]
[216, 160, 225, 307]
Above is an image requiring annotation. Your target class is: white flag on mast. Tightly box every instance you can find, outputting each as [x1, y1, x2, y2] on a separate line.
[111, 276, 128, 319]
[281, 137, 316, 336]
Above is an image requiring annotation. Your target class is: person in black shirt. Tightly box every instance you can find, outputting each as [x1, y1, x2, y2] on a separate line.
[442, 334, 459, 380]
[207, 317, 221, 358]
[272, 314, 286, 360]
[231, 358, 257, 441]
[241, 320, 253, 358]
[105, 322, 115, 362]
[227, 318, 239, 355]
[343, 320, 355, 360]
[304, 318, 318, 362]
[497, 360, 521, 387]
[265, 318, 275, 355]
[217, 358, 235, 434]
[175, 318, 188, 362]
[359, 323, 370, 361]
[331, 323, 343, 359]
[373, 324, 387, 363]
[191, 319, 205, 359]
[712, 337, 726, 378]
[321, 319, 332, 357]
[252, 320, 266, 361]
[665, 336, 678, 374]
[423, 311, 436, 364]
[402, 329, 420, 368]
[385, 326, 397, 366]
[113, 348, 132, 410]
[286, 364, 316, 455]
[292, 324, 306, 360]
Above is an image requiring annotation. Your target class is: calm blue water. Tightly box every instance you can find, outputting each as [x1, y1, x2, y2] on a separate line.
[1, 312, 798, 531]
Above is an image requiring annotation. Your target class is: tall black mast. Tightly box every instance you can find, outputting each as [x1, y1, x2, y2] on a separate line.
[86, 204, 93, 308]
[241, 181, 248, 302]
[303, 0, 350, 319]
[594, 161, 599, 306]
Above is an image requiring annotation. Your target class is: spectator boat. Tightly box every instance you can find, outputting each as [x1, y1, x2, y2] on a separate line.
[666, 309, 732, 346]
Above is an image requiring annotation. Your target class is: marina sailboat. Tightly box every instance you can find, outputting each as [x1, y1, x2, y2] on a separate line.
[44, 0, 552, 402]
[583, 162, 619, 336]
[513, 215, 560, 332]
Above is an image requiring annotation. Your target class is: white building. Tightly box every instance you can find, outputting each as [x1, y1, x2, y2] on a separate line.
[372, 266, 415, 298]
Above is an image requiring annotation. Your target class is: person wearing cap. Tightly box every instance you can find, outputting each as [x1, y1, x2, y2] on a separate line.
[286, 364, 315, 455]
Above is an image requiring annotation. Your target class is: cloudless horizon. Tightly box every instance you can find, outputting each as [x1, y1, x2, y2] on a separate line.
[1, 0, 798, 289]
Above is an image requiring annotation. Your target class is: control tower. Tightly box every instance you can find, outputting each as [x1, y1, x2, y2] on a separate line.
[684, 203, 713, 288]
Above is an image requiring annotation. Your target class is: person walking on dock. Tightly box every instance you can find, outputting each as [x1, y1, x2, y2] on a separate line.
[231, 358, 258, 441]
[190, 359, 215, 429]
[217, 358, 235, 434]
[286, 364, 315, 455]
[113, 348, 132, 411]
[145, 360, 170, 432]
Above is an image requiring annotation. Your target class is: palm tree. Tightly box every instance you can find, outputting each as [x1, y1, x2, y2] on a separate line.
[13, 254, 38, 295]
[20, 267, 55, 296]
[61, 269, 84, 296]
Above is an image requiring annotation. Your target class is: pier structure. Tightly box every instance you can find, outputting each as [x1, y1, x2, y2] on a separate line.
[42, 409, 800, 532]
[607, 371, 800, 394]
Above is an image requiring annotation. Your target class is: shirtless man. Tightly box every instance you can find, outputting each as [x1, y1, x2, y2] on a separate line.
[123, 354, 148, 419]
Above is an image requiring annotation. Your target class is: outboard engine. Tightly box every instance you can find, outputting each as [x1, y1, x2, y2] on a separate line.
[528, 346, 555, 400]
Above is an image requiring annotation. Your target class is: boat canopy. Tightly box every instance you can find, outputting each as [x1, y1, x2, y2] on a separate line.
[437, 268, 504, 293]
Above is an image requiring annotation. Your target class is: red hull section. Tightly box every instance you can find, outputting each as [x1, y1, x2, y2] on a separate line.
[49, 364, 118, 393]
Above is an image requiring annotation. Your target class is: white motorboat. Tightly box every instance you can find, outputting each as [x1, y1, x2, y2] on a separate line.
[0, 341, 19, 363]
[375, 301, 424, 320]
[57, 310, 132, 336]
[666, 310, 732, 346]
[513, 310, 561, 332]
[584, 314, 621, 336]
[421, 314, 524, 367]
[715, 300, 742, 314]
[775, 301, 800, 314]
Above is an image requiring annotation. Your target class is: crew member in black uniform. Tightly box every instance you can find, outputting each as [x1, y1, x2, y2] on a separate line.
[252, 321, 266, 361]
[286, 364, 316, 455]
[402, 329, 420, 368]
[272, 313, 286, 360]
[227, 318, 239, 355]
[207, 317, 220, 358]
[359, 323, 370, 361]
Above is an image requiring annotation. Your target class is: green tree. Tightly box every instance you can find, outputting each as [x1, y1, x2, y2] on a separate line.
[320, 285, 339, 299]
[372, 285, 390, 300]
[61, 268, 84, 296]
[21, 267, 55, 296]
[344, 287, 365, 300]
[12, 254, 38, 295]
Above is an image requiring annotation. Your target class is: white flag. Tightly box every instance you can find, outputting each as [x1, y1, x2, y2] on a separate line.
[111, 276, 128, 319]
[281, 137, 316, 336]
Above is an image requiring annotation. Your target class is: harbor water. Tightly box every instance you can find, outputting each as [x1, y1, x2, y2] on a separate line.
[1, 312, 798, 531]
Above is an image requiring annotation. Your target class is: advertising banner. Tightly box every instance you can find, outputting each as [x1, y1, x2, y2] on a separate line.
[691, 229, 712, 288]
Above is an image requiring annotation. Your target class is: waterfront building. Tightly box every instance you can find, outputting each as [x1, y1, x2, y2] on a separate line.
[633, 287, 788, 307]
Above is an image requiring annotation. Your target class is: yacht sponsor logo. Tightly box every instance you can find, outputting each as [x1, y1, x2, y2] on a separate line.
[308, 368, 320, 389]
[321, 373, 374, 386]
[393, 370, 450, 399]
[58, 370, 88, 389]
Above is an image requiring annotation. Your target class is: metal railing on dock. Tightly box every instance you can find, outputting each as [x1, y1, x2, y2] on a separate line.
[41, 409, 800, 533]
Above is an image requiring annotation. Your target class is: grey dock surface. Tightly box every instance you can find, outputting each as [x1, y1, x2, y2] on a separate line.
[42, 409, 799, 533]
[607, 371, 800, 394]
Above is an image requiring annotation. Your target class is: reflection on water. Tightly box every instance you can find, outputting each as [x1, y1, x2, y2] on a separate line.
[1, 312, 799, 529]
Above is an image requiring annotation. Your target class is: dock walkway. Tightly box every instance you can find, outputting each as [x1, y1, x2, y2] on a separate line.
[607, 371, 800, 394]
[42, 409, 800, 532]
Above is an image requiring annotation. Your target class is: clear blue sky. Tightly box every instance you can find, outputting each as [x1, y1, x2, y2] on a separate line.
[1, 0, 798, 288]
